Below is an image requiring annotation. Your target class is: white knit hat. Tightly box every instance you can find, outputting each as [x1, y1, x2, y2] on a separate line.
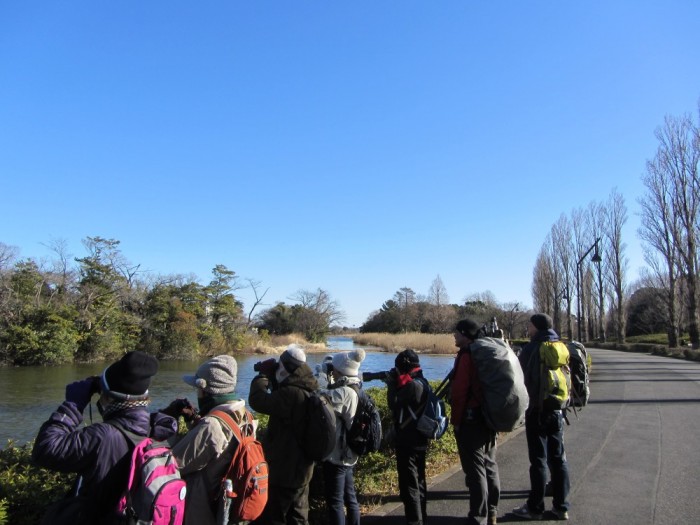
[280, 344, 307, 373]
[183, 355, 238, 395]
[332, 349, 366, 377]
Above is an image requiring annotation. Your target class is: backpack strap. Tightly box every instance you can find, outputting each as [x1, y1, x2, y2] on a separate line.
[106, 420, 149, 448]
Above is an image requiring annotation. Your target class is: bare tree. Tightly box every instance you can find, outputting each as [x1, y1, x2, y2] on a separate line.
[245, 277, 269, 327]
[604, 189, 629, 343]
[639, 152, 682, 347]
[551, 215, 575, 339]
[588, 202, 608, 342]
[658, 113, 700, 348]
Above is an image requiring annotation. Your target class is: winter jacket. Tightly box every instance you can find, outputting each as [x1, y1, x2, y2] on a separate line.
[386, 368, 429, 450]
[450, 346, 484, 429]
[519, 328, 560, 414]
[32, 401, 177, 522]
[248, 364, 318, 488]
[321, 376, 360, 466]
[171, 399, 248, 525]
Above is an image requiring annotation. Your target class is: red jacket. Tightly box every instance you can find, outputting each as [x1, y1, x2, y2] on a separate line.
[450, 347, 484, 428]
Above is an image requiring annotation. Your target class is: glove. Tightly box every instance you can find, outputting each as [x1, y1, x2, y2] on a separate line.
[161, 398, 200, 423]
[255, 358, 278, 377]
[65, 377, 98, 412]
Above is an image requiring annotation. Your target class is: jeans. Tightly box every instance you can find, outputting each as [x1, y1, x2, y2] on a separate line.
[396, 442, 428, 525]
[525, 410, 570, 513]
[322, 462, 360, 525]
[456, 417, 500, 525]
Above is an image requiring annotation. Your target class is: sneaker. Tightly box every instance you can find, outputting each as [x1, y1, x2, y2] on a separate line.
[549, 508, 569, 520]
[512, 503, 543, 520]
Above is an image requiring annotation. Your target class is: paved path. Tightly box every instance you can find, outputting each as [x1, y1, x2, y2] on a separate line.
[363, 347, 700, 524]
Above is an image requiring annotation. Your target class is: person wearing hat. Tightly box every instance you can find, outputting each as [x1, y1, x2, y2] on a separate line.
[32, 351, 177, 524]
[320, 349, 366, 525]
[512, 314, 571, 521]
[452, 319, 500, 525]
[384, 348, 430, 525]
[167, 354, 247, 525]
[315, 353, 335, 389]
[248, 344, 319, 525]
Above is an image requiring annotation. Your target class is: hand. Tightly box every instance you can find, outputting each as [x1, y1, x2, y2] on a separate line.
[65, 377, 98, 412]
[255, 358, 278, 377]
[162, 398, 200, 423]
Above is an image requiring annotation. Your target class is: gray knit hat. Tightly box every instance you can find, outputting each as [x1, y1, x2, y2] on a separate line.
[183, 355, 238, 395]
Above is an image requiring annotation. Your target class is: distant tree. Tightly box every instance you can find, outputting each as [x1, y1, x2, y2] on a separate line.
[288, 288, 345, 342]
[426, 275, 454, 332]
[626, 286, 668, 337]
[604, 189, 629, 344]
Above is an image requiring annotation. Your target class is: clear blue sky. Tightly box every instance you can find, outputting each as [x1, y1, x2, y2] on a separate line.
[2, 2, 699, 327]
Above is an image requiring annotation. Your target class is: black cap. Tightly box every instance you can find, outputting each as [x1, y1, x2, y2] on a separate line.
[395, 348, 420, 374]
[102, 351, 158, 398]
[455, 318, 481, 340]
[530, 313, 553, 332]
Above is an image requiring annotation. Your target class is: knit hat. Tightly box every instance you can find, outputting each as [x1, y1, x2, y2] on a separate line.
[183, 355, 238, 395]
[395, 348, 420, 373]
[530, 313, 553, 332]
[332, 349, 366, 377]
[101, 351, 158, 399]
[279, 344, 306, 373]
[455, 318, 481, 340]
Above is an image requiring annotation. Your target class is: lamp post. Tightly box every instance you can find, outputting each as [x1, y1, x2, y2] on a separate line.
[576, 238, 602, 342]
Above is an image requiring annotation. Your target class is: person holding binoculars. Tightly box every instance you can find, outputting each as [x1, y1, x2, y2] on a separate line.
[32, 351, 178, 524]
[248, 344, 319, 525]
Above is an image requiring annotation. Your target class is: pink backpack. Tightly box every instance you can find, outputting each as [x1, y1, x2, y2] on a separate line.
[111, 423, 187, 525]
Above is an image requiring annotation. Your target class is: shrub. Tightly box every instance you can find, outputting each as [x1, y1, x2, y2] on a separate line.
[0, 441, 74, 525]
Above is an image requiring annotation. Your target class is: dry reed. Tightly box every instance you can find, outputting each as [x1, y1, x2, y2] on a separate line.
[351, 332, 457, 354]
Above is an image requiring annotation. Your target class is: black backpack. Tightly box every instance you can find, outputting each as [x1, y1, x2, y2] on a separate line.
[299, 390, 337, 462]
[346, 385, 382, 455]
[567, 341, 590, 407]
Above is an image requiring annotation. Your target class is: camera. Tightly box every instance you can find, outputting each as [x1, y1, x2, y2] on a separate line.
[362, 370, 389, 382]
[89, 375, 102, 395]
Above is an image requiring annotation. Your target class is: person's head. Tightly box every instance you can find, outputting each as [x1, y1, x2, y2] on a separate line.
[454, 318, 481, 348]
[98, 351, 159, 416]
[395, 348, 420, 374]
[321, 354, 334, 375]
[528, 313, 553, 338]
[183, 355, 238, 398]
[276, 344, 307, 383]
[331, 349, 366, 378]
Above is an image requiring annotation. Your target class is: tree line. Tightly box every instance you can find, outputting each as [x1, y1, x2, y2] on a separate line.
[360, 278, 530, 340]
[531, 103, 700, 349]
[0, 236, 344, 366]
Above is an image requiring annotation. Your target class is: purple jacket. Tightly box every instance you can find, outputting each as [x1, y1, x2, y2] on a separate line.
[32, 400, 177, 520]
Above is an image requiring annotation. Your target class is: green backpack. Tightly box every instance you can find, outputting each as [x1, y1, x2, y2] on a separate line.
[538, 341, 571, 411]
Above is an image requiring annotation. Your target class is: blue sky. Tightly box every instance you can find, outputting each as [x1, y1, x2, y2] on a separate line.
[1, 1, 699, 327]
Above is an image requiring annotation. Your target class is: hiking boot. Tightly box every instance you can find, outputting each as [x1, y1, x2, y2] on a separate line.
[512, 503, 543, 520]
[549, 507, 569, 520]
[488, 514, 498, 525]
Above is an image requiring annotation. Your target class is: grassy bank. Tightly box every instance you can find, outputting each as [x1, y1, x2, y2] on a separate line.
[352, 332, 457, 354]
[0, 384, 459, 525]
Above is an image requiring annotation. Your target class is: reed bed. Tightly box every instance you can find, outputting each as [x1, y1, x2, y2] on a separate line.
[351, 332, 457, 354]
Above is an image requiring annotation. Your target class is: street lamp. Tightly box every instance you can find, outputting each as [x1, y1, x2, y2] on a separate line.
[576, 238, 602, 342]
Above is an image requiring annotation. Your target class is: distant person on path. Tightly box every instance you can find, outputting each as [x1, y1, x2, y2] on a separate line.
[385, 348, 429, 525]
[512, 313, 571, 521]
[452, 319, 501, 525]
[248, 344, 319, 525]
[320, 349, 366, 525]
[32, 351, 177, 524]
[165, 355, 249, 525]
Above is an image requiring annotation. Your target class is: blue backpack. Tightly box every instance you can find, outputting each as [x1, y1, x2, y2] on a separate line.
[413, 379, 448, 440]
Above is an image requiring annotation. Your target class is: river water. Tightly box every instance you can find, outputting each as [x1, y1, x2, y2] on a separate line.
[0, 336, 455, 445]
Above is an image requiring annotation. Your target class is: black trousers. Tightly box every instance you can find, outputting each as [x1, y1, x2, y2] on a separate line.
[456, 417, 500, 525]
[396, 442, 428, 525]
[255, 482, 310, 525]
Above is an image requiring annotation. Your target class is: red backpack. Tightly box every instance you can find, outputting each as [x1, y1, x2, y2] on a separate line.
[209, 409, 269, 522]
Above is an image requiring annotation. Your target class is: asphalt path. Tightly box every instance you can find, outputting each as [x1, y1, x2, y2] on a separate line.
[363, 347, 700, 524]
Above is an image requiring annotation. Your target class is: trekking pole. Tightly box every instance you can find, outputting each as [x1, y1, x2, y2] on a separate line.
[433, 369, 453, 400]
